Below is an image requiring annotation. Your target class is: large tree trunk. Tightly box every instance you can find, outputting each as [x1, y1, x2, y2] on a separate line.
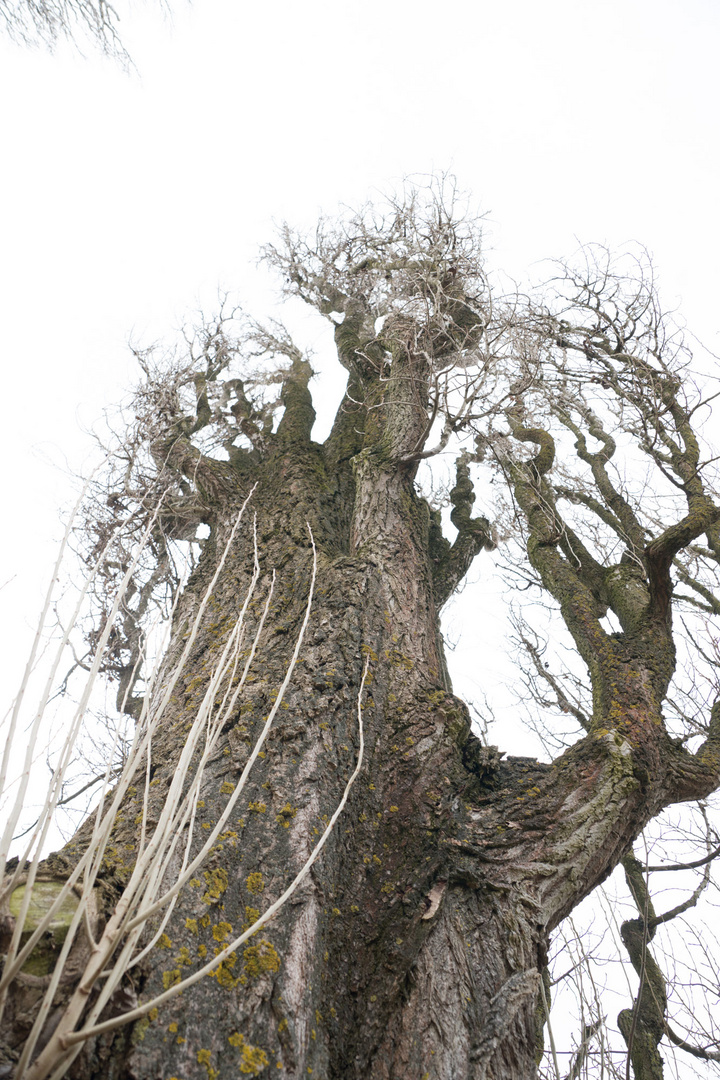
[7, 422, 712, 1080]
[4, 194, 720, 1080]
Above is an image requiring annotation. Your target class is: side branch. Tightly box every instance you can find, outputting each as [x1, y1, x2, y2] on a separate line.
[617, 853, 667, 1080]
[430, 456, 495, 607]
[154, 434, 251, 514]
[666, 699, 720, 803]
[505, 426, 612, 675]
[646, 503, 720, 619]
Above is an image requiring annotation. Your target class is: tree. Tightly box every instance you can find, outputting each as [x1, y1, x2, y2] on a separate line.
[0, 0, 163, 63]
[2, 181, 720, 1080]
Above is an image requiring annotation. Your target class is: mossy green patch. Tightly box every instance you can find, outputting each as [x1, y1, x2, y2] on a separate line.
[9, 881, 81, 976]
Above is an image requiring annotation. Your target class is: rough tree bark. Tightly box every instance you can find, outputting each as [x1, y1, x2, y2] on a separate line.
[3, 188, 720, 1080]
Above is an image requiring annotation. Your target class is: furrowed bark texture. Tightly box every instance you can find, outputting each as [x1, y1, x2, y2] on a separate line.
[5, 304, 720, 1078]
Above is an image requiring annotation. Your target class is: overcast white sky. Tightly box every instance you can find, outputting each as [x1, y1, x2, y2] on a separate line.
[1, 0, 719, 733]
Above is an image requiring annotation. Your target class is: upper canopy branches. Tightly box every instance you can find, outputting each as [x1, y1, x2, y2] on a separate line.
[263, 180, 532, 464]
[482, 244, 720, 607]
[116, 182, 539, 497]
[264, 181, 489, 335]
[475, 244, 720, 779]
[71, 187, 720, 752]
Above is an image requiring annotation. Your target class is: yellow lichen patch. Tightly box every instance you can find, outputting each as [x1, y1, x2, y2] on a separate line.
[220, 781, 235, 795]
[213, 921, 233, 942]
[385, 649, 413, 670]
[242, 906, 261, 932]
[246, 872, 264, 894]
[275, 803, 297, 828]
[198, 944, 208, 958]
[176, 946, 192, 967]
[242, 939, 281, 979]
[157, 933, 172, 949]
[185, 918, 198, 935]
[168, 1021, 178, 1033]
[228, 1032, 269, 1076]
[162, 969, 181, 990]
[248, 801, 267, 814]
[209, 951, 239, 990]
[148, 1007, 159, 1021]
[197, 1048, 218, 1080]
[202, 867, 229, 904]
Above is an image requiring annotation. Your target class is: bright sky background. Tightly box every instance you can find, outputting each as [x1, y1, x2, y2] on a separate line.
[1, 0, 719, 739]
